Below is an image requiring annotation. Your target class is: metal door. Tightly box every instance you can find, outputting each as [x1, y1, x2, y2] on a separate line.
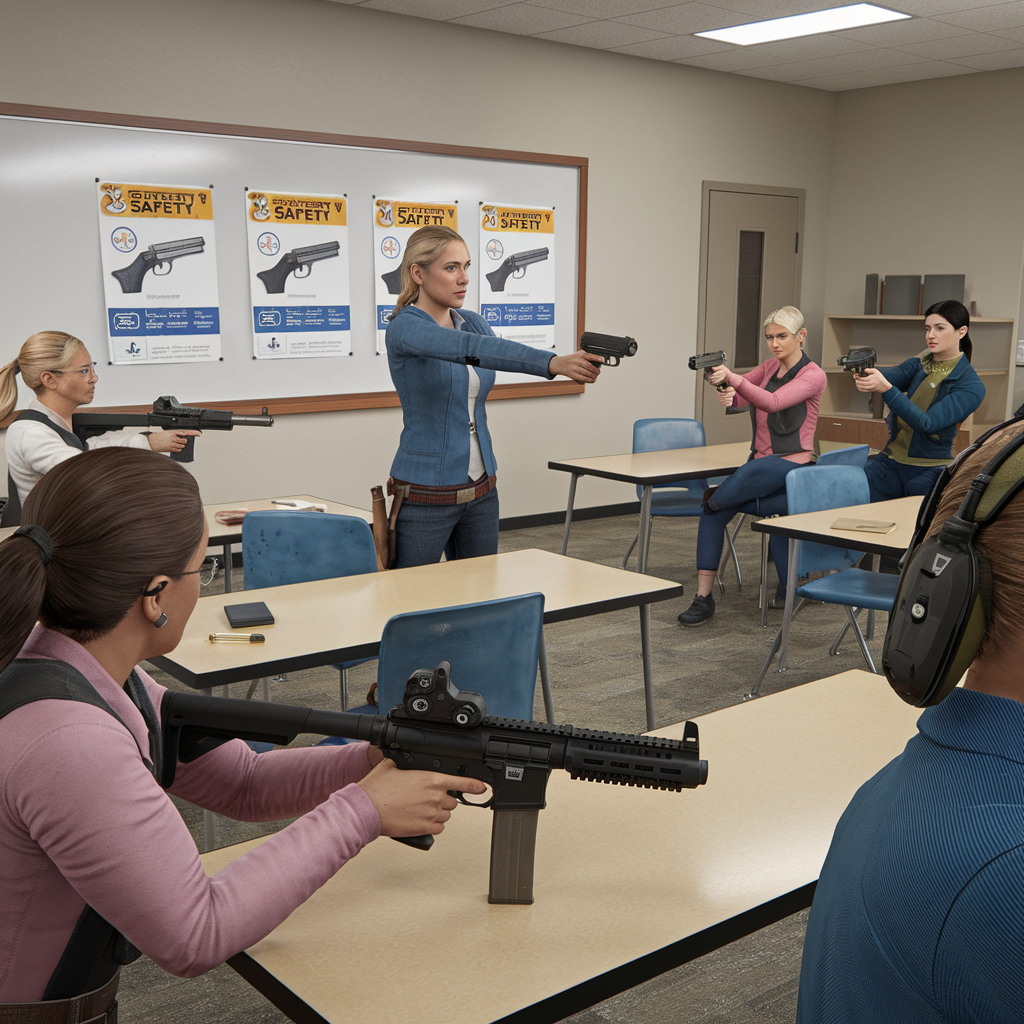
[698, 186, 802, 445]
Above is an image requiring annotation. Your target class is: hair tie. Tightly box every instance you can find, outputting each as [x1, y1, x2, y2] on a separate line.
[13, 524, 53, 565]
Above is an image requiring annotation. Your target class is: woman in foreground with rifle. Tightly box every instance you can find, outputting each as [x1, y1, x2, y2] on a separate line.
[679, 306, 826, 625]
[384, 225, 604, 568]
[0, 330, 199, 525]
[0, 448, 483, 1021]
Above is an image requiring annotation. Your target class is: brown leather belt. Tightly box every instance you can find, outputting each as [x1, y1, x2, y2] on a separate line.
[389, 474, 496, 506]
[0, 970, 119, 1023]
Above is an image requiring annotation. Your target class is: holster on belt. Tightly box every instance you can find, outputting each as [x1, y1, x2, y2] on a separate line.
[0, 970, 120, 1024]
[370, 481, 407, 571]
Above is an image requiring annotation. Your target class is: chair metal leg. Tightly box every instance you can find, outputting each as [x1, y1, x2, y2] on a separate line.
[560, 474, 579, 556]
[727, 514, 744, 588]
[340, 667, 349, 711]
[538, 630, 554, 725]
[636, 487, 654, 575]
[846, 606, 877, 672]
[778, 540, 802, 672]
[829, 620, 852, 656]
[245, 678, 262, 700]
[745, 597, 807, 700]
[621, 531, 639, 570]
[866, 554, 880, 639]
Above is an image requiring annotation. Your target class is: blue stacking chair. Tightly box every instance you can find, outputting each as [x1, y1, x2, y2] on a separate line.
[373, 593, 548, 723]
[746, 464, 900, 698]
[755, 445, 872, 624]
[622, 418, 741, 584]
[242, 510, 378, 707]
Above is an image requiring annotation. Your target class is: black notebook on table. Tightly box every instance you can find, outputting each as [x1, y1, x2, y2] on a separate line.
[224, 602, 275, 628]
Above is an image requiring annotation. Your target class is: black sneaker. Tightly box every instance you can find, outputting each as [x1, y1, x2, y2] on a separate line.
[678, 593, 715, 626]
[771, 583, 787, 609]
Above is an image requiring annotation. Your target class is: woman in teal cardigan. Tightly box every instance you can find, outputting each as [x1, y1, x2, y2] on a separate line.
[854, 300, 985, 501]
[384, 225, 603, 568]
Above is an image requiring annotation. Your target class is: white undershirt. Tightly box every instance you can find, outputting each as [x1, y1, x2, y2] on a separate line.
[451, 310, 486, 482]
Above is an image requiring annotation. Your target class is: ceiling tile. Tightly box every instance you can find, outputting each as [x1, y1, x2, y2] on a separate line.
[853, 58, 978, 80]
[947, 42, 1024, 63]
[534, 20, 670, 45]
[935, 0, 1024, 29]
[360, 0, 520, 15]
[613, 3, 754, 33]
[795, 45, 931, 68]
[611, 34, 734, 57]
[995, 22, 1024, 37]
[757, 32, 876, 57]
[451, 3, 594, 31]
[714, 0, 846, 14]
[881, 0, 1005, 13]
[774, 69, 884, 88]
[732, 58, 840, 79]
[895, 30, 1024, 54]
[839, 17, 974, 43]
[532, 0, 680, 15]
[677, 45, 788, 68]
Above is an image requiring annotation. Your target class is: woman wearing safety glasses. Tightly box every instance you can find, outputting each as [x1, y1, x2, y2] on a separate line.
[0, 331, 199, 525]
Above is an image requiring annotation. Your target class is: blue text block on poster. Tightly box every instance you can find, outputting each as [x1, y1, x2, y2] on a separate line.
[253, 305, 351, 333]
[108, 307, 220, 336]
[479, 303, 554, 327]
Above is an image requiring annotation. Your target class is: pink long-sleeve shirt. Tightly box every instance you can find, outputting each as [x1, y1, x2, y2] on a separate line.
[0, 626, 381, 1002]
[725, 354, 826, 461]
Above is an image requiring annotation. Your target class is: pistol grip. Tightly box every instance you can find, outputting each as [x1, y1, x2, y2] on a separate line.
[171, 435, 196, 464]
[392, 834, 434, 851]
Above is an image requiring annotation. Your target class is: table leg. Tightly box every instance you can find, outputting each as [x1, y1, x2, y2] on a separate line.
[636, 485, 654, 575]
[640, 603, 654, 731]
[559, 474, 579, 556]
[760, 532, 769, 628]
[778, 539, 801, 672]
[538, 630, 554, 725]
[866, 553, 880, 639]
[222, 541, 233, 594]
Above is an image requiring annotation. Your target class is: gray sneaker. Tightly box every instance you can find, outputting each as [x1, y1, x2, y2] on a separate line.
[678, 593, 715, 626]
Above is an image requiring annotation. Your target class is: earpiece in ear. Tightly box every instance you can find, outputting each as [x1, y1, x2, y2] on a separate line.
[143, 580, 168, 597]
[154, 613, 168, 629]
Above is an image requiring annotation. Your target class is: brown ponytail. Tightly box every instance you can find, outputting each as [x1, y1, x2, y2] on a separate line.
[391, 225, 466, 317]
[0, 447, 204, 674]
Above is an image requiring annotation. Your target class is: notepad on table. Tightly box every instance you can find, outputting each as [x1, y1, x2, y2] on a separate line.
[830, 517, 898, 535]
[272, 500, 327, 512]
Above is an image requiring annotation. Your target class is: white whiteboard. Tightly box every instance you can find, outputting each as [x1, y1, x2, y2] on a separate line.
[0, 113, 581, 409]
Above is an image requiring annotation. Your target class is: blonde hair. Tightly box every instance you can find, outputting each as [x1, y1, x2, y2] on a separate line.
[392, 226, 466, 316]
[925, 421, 1024, 661]
[0, 331, 86, 420]
[763, 306, 805, 339]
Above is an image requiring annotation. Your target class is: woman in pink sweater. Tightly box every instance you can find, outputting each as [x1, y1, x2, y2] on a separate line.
[678, 306, 826, 626]
[0, 447, 484, 1019]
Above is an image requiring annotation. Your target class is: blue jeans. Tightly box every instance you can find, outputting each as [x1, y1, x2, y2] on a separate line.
[696, 456, 802, 588]
[394, 485, 499, 568]
[865, 455, 944, 502]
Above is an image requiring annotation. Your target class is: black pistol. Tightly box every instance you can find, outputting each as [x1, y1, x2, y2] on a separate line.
[257, 241, 341, 294]
[580, 332, 638, 367]
[111, 236, 206, 294]
[688, 350, 730, 391]
[837, 348, 877, 377]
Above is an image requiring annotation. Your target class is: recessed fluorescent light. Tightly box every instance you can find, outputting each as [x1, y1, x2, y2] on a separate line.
[695, 3, 910, 45]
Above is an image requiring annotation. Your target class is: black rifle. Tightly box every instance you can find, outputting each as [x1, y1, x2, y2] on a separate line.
[688, 350, 731, 392]
[111, 237, 205, 294]
[257, 241, 340, 294]
[73, 396, 273, 463]
[837, 348, 877, 377]
[485, 247, 549, 292]
[580, 332, 638, 367]
[381, 267, 402, 295]
[159, 661, 707, 904]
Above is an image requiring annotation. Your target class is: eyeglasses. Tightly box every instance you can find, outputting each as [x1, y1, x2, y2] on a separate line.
[180, 557, 220, 587]
[49, 363, 97, 377]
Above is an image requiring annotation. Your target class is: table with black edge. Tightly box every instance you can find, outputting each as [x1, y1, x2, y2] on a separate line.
[198, 668, 922, 1024]
[548, 442, 752, 573]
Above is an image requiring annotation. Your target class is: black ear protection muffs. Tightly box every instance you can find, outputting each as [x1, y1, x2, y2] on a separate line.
[883, 417, 1024, 706]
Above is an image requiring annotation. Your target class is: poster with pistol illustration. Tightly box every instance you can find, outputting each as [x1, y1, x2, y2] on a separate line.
[373, 197, 458, 353]
[479, 203, 555, 350]
[245, 189, 351, 359]
[97, 181, 222, 364]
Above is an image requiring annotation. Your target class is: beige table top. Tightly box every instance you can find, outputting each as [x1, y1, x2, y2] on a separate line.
[205, 494, 372, 544]
[548, 442, 752, 485]
[202, 669, 922, 1024]
[751, 495, 923, 557]
[152, 548, 686, 689]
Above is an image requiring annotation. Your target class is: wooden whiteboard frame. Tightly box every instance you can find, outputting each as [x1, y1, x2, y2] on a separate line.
[0, 102, 588, 419]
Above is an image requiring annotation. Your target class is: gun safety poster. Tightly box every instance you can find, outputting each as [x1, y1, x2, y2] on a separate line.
[373, 198, 458, 352]
[479, 204, 555, 349]
[96, 182, 221, 364]
[245, 190, 351, 359]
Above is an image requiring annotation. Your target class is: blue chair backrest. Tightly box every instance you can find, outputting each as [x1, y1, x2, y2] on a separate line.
[785, 465, 869, 577]
[242, 510, 377, 589]
[632, 418, 708, 500]
[376, 593, 544, 721]
[816, 444, 870, 468]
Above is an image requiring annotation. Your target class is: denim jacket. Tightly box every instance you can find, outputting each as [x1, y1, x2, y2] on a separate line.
[385, 305, 554, 485]
[880, 355, 986, 460]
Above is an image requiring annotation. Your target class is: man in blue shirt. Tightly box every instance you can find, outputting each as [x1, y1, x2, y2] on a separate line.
[797, 424, 1024, 1024]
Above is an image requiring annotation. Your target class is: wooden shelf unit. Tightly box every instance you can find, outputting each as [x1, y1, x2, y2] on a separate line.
[819, 314, 1017, 450]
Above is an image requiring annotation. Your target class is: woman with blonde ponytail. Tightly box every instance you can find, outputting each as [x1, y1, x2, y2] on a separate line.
[0, 447, 484, 1015]
[1, 331, 199, 526]
[385, 226, 605, 567]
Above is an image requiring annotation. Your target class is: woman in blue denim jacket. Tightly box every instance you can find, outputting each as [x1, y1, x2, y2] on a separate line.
[385, 226, 603, 568]
[854, 300, 986, 501]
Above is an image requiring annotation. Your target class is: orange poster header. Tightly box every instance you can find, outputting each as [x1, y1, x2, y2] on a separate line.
[248, 192, 347, 226]
[481, 205, 554, 234]
[99, 183, 213, 219]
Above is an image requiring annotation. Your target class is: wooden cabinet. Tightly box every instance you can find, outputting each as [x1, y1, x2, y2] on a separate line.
[819, 314, 1017, 449]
